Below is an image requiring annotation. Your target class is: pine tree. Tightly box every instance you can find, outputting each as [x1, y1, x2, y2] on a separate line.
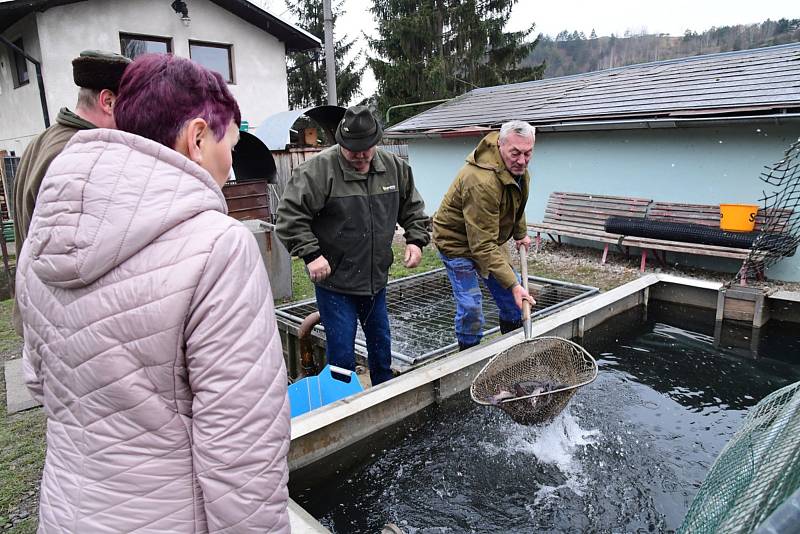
[368, 0, 544, 125]
[285, 0, 364, 108]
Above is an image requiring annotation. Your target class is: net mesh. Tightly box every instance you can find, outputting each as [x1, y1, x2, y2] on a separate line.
[678, 380, 800, 533]
[470, 337, 597, 426]
[735, 138, 800, 284]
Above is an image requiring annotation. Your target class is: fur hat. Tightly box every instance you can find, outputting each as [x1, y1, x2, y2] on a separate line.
[72, 50, 131, 92]
[335, 106, 383, 152]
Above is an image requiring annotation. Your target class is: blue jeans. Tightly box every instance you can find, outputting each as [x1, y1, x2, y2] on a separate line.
[439, 253, 521, 346]
[314, 285, 394, 385]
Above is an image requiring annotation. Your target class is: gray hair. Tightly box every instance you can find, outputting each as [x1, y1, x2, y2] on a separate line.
[76, 87, 101, 110]
[499, 120, 535, 143]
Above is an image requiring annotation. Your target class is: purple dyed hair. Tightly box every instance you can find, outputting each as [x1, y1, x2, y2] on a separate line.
[114, 54, 241, 148]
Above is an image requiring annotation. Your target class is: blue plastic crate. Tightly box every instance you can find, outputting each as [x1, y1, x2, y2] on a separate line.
[288, 365, 364, 418]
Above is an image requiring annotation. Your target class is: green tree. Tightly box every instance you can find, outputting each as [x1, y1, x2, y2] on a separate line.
[285, 0, 364, 108]
[368, 0, 544, 125]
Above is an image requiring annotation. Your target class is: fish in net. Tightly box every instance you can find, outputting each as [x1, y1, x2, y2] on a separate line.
[470, 336, 597, 425]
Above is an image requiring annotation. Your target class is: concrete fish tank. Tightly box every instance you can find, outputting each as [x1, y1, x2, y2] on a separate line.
[286, 274, 800, 532]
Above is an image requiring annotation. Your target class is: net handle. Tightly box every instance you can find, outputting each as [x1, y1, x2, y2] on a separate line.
[520, 244, 532, 339]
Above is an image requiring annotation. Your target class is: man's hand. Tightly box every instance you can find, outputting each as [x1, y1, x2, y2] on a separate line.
[307, 256, 331, 283]
[403, 244, 422, 268]
[515, 234, 532, 250]
[511, 283, 536, 311]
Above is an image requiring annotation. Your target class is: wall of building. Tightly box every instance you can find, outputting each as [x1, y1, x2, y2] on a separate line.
[1, 0, 290, 153]
[0, 14, 47, 156]
[406, 121, 800, 281]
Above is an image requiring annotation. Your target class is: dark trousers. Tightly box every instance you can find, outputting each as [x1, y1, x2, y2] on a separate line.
[314, 285, 394, 385]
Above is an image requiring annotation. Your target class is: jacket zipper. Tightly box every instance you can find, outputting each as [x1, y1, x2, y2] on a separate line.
[368, 172, 374, 294]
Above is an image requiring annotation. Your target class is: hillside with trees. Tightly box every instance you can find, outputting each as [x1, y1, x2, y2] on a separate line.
[368, 0, 544, 125]
[525, 18, 800, 79]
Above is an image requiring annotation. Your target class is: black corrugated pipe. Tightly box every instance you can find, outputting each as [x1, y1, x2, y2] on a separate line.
[0, 35, 50, 128]
[605, 216, 797, 254]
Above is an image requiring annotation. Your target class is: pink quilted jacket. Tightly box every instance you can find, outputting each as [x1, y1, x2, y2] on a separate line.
[16, 129, 291, 533]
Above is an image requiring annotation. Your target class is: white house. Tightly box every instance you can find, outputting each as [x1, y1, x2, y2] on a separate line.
[0, 0, 320, 155]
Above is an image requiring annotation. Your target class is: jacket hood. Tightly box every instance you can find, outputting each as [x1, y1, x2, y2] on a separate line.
[466, 131, 505, 172]
[27, 129, 227, 289]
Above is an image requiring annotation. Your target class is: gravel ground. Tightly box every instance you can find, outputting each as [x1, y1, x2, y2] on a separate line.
[525, 240, 800, 293]
[398, 227, 800, 293]
[1, 487, 38, 532]
[1, 345, 21, 363]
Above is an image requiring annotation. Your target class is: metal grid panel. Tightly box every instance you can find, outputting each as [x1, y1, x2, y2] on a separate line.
[276, 268, 598, 366]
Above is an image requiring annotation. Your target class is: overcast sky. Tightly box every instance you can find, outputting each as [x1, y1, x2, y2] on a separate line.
[257, 0, 799, 103]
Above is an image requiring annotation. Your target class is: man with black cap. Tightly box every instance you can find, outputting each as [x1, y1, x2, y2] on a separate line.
[276, 105, 430, 385]
[14, 50, 130, 249]
[12, 50, 130, 334]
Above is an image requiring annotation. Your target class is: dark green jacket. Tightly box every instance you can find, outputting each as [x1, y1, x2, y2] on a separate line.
[432, 131, 530, 289]
[276, 145, 430, 296]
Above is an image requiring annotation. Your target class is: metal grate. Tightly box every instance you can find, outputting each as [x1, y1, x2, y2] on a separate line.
[276, 268, 598, 369]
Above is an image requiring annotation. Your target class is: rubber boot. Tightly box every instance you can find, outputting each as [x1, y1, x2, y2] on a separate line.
[458, 340, 480, 351]
[499, 319, 523, 334]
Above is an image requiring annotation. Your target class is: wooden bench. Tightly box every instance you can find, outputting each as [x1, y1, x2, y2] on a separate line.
[529, 192, 651, 266]
[529, 192, 792, 278]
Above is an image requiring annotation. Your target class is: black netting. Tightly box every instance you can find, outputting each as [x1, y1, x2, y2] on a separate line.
[735, 139, 800, 284]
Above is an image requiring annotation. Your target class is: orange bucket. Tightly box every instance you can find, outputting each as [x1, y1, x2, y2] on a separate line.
[719, 204, 758, 232]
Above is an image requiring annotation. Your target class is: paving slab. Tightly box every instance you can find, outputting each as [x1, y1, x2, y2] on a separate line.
[4, 358, 41, 414]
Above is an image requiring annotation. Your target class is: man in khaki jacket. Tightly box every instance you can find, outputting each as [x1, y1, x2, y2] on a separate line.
[433, 121, 536, 350]
[12, 50, 129, 334]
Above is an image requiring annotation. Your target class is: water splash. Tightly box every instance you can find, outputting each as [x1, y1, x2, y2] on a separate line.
[479, 408, 600, 500]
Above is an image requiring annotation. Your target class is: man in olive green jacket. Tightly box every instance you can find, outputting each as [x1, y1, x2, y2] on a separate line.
[12, 50, 129, 335]
[14, 50, 130, 249]
[433, 121, 536, 350]
[276, 106, 430, 385]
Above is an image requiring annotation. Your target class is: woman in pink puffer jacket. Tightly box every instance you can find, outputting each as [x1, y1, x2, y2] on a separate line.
[16, 54, 290, 533]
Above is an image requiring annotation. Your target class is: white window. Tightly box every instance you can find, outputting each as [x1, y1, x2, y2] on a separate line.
[120, 33, 172, 60]
[189, 41, 234, 84]
[12, 38, 29, 88]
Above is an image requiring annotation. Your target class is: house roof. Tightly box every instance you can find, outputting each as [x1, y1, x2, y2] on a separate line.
[0, 0, 320, 51]
[386, 42, 800, 137]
